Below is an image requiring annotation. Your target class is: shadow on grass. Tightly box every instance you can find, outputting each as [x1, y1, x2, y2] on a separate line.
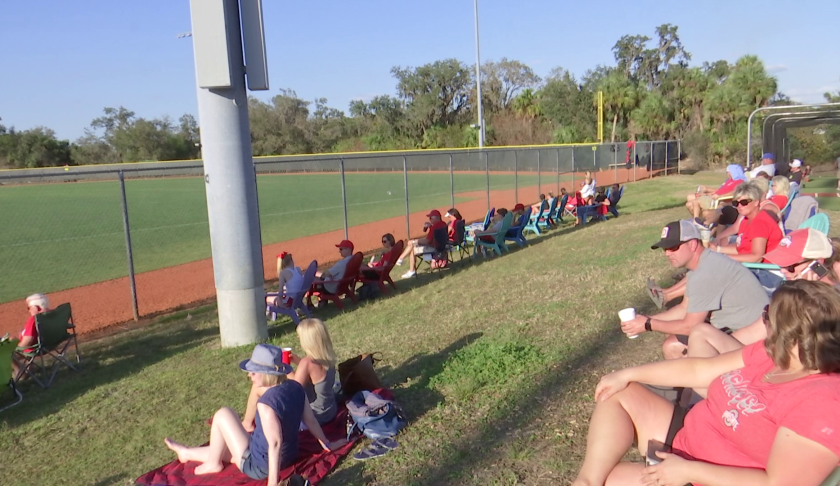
[398, 311, 639, 485]
[1, 320, 218, 428]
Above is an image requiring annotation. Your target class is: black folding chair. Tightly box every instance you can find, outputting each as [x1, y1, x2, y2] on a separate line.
[15, 303, 81, 388]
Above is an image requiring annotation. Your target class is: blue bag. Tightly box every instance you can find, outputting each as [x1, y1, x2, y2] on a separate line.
[346, 390, 407, 440]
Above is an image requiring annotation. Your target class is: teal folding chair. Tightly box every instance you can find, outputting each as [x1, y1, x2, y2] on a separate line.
[799, 212, 829, 234]
[0, 339, 23, 412]
[474, 212, 513, 257]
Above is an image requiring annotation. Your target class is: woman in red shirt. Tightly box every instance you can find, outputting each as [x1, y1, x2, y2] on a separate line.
[573, 280, 840, 486]
[445, 208, 463, 241]
[11, 293, 50, 379]
[710, 182, 782, 263]
[769, 175, 790, 210]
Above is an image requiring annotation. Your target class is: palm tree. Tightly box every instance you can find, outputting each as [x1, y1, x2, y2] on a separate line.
[599, 73, 639, 142]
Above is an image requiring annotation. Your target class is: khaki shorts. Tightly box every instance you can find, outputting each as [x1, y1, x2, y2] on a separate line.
[697, 195, 714, 210]
[413, 245, 434, 255]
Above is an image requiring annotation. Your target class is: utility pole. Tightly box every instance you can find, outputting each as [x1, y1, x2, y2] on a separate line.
[188, 0, 269, 346]
[473, 0, 484, 147]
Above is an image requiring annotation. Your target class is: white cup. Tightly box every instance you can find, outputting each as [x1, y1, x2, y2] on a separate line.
[618, 308, 639, 339]
[700, 228, 711, 248]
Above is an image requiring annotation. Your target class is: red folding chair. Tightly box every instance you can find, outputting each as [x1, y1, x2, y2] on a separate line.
[358, 240, 404, 294]
[307, 252, 364, 310]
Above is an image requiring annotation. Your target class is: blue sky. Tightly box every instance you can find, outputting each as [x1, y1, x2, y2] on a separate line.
[2, 0, 839, 140]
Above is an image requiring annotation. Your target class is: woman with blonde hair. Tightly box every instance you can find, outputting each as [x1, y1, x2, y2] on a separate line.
[289, 318, 338, 425]
[266, 251, 304, 308]
[574, 280, 840, 486]
[165, 344, 342, 483]
[769, 175, 790, 209]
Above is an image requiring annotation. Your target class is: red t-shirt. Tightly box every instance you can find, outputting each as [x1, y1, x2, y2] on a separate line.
[736, 210, 782, 256]
[369, 248, 393, 268]
[447, 220, 459, 240]
[769, 194, 788, 210]
[673, 342, 840, 471]
[19, 315, 37, 353]
[425, 220, 447, 245]
[714, 179, 744, 196]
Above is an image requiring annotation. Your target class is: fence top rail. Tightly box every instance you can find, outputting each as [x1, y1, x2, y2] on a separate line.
[0, 140, 679, 177]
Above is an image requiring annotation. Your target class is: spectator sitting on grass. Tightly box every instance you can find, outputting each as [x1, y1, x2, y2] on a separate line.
[685, 164, 746, 219]
[11, 293, 50, 380]
[573, 280, 840, 486]
[164, 344, 345, 483]
[266, 252, 304, 308]
[623, 220, 767, 359]
[687, 229, 840, 365]
[287, 318, 338, 425]
[708, 182, 783, 263]
[314, 240, 354, 294]
[397, 209, 447, 278]
[360, 234, 395, 280]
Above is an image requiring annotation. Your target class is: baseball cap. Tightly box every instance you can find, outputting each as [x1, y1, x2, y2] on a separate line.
[513, 203, 525, 211]
[426, 209, 442, 218]
[762, 153, 775, 160]
[650, 220, 702, 250]
[790, 159, 803, 168]
[335, 239, 354, 251]
[763, 229, 833, 267]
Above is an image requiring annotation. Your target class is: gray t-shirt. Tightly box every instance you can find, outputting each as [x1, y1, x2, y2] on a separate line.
[686, 250, 769, 330]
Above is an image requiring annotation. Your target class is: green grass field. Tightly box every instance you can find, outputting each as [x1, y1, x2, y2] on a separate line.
[0, 172, 561, 304]
[4, 171, 803, 485]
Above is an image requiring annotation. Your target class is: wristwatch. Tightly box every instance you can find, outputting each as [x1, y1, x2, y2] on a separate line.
[644, 317, 652, 332]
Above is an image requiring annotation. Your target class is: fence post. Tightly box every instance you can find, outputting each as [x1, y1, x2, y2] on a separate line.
[537, 149, 541, 199]
[449, 154, 455, 209]
[571, 147, 576, 191]
[678, 139, 681, 175]
[403, 156, 410, 240]
[633, 143, 637, 182]
[485, 150, 490, 211]
[613, 143, 618, 184]
[118, 171, 139, 322]
[339, 158, 349, 239]
[514, 150, 518, 205]
[253, 164, 264, 252]
[665, 141, 669, 176]
[556, 148, 560, 195]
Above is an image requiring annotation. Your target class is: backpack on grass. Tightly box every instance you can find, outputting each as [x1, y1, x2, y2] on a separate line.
[346, 390, 407, 440]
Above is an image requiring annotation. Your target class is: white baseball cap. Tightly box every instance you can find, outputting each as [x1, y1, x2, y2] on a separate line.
[790, 159, 802, 168]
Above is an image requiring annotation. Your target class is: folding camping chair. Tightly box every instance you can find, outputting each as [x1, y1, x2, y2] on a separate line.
[447, 219, 470, 261]
[415, 225, 450, 273]
[15, 303, 81, 389]
[0, 339, 23, 412]
[266, 260, 318, 324]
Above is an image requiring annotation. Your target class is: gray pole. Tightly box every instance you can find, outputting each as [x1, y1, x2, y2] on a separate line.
[571, 147, 576, 192]
[403, 156, 410, 240]
[555, 148, 560, 195]
[678, 139, 682, 175]
[339, 158, 349, 239]
[613, 143, 618, 184]
[118, 171, 139, 321]
[514, 150, 518, 204]
[537, 150, 541, 198]
[189, 0, 266, 346]
[485, 151, 490, 211]
[665, 140, 669, 176]
[473, 0, 484, 147]
[449, 154, 455, 208]
[633, 143, 637, 182]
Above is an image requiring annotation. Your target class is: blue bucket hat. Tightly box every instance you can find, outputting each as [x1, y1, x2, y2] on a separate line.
[239, 344, 293, 375]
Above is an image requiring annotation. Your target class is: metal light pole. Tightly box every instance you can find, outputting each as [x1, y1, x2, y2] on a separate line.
[188, 0, 269, 347]
[473, 0, 484, 148]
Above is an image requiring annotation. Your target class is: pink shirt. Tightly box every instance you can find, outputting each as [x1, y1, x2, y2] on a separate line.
[673, 342, 840, 471]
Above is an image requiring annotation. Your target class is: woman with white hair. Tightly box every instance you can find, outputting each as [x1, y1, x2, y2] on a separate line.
[709, 182, 783, 263]
[11, 293, 50, 379]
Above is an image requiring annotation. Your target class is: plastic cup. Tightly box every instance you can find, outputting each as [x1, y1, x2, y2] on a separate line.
[618, 308, 639, 339]
[700, 228, 711, 248]
[281, 347, 293, 365]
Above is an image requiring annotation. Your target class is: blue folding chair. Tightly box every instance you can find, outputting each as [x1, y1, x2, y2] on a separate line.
[606, 186, 624, 218]
[537, 197, 558, 231]
[505, 207, 532, 248]
[524, 204, 546, 236]
[266, 260, 317, 325]
[474, 212, 513, 256]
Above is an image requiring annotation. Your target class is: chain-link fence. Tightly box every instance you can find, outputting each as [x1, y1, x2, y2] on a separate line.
[0, 140, 680, 334]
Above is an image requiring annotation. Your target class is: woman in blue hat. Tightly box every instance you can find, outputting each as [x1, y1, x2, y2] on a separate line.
[164, 344, 345, 484]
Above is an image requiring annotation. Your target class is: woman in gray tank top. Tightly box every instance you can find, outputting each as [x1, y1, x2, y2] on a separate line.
[289, 318, 338, 424]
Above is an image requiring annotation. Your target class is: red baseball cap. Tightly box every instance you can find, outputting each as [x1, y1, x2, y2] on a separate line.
[513, 203, 525, 211]
[427, 209, 442, 218]
[763, 229, 832, 267]
[335, 239, 354, 251]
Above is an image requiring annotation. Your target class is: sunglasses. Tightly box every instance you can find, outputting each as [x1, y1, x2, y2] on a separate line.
[732, 199, 753, 207]
[782, 260, 808, 273]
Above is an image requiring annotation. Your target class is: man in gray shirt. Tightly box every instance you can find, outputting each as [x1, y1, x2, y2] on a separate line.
[621, 220, 769, 359]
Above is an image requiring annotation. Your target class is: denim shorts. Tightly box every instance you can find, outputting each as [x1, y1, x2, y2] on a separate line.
[239, 447, 269, 480]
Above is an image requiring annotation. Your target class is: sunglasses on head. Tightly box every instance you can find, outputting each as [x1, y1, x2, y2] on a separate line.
[732, 199, 753, 207]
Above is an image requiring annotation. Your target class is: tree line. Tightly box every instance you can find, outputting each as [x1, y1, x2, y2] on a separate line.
[2, 24, 838, 170]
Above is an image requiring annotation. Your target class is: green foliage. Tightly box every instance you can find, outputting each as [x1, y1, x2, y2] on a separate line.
[682, 129, 712, 168]
[429, 336, 546, 402]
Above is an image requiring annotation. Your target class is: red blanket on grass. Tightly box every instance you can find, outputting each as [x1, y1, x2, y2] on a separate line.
[136, 406, 355, 486]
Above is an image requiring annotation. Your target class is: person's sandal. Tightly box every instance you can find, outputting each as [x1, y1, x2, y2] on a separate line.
[373, 437, 399, 450]
[280, 474, 306, 486]
[353, 443, 389, 461]
[646, 277, 665, 310]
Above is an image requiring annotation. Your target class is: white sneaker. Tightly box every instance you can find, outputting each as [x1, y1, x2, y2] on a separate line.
[396, 259, 403, 266]
[401, 270, 416, 279]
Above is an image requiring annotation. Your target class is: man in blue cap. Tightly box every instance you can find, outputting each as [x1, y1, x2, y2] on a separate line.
[749, 152, 776, 178]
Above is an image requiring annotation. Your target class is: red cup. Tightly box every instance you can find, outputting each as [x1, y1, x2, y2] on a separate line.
[281, 347, 292, 365]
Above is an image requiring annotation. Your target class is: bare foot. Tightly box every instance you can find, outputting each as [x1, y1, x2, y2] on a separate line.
[194, 462, 224, 475]
[164, 438, 191, 464]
